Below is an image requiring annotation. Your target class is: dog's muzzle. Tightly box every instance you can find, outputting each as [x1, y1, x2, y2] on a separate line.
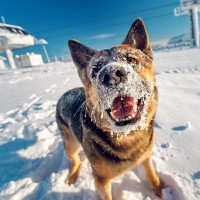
[96, 62, 149, 128]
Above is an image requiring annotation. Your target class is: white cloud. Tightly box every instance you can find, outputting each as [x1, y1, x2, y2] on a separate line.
[88, 33, 115, 40]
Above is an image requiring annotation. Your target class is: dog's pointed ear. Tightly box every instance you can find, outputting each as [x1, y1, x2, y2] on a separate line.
[68, 39, 97, 85]
[123, 18, 152, 57]
[68, 39, 97, 69]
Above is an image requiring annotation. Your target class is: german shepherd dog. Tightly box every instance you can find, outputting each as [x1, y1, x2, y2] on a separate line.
[56, 18, 163, 200]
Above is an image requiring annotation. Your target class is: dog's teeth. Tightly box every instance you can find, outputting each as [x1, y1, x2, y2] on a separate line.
[131, 113, 136, 118]
[134, 105, 137, 112]
[115, 114, 138, 123]
[111, 112, 116, 119]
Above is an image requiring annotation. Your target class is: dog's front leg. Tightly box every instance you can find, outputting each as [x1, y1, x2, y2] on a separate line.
[93, 173, 112, 200]
[141, 157, 163, 198]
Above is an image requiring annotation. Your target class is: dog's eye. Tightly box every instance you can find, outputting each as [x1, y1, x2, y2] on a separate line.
[126, 56, 139, 66]
[92, 62, 101, 78]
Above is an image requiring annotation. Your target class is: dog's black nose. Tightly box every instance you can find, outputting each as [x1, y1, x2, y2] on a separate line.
[115, 69, 125, 78]
[99, 68, 126, 87]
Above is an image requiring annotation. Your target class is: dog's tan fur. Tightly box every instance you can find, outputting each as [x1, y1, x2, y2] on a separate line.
[56, 18, 163, 200]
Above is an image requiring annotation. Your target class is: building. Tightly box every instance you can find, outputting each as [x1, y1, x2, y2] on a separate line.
[0, 23, 35, 68]
[15, 53, 44, 68]
[0, 55, 6, 70]
[168, 33, 192, 45]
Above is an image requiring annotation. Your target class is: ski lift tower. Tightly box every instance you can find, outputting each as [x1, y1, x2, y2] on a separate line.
[174, 0, 200, 47]
[0, 23, 35, 68]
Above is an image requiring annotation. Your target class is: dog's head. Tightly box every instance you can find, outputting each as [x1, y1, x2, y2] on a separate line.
[68, 18, 157, 134]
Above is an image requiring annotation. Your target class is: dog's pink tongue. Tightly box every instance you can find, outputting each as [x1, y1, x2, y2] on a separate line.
[111, 97, 137, 119]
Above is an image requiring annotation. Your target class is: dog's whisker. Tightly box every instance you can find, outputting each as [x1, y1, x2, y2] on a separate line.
[74, 91, 95, 117]
[76, 95, 85, 105]
[74, 97, 91, 117]
[73, 101, 86, 117]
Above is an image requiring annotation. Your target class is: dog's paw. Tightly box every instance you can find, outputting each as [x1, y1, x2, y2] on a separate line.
[65, 164, 82, 185]
[153, 180, 165, 198]
[64, 173, 79, 185]
[65, 165, 81, 185]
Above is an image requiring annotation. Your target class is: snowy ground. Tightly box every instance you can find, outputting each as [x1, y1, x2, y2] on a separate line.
[0, 47, 200, 200]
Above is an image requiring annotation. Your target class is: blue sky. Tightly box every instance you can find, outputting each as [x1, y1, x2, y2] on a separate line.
[0, 0, 194, 61]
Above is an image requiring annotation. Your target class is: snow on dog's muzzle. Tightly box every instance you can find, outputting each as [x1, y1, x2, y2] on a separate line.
[96, 62, 151, 132]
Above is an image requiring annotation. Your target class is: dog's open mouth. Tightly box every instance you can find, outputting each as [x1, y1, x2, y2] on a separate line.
[106, 96, 145, 126]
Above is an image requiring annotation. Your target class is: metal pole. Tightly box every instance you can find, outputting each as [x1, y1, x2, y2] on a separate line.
[1, 16, 6, 24]
[192, 6, 200, 46]
[42, 45, 50, 63]
[189, 9, 195, 45]
[5, 48, 16, 69]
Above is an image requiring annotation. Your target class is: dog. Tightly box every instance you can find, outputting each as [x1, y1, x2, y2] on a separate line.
[56, 18, 163, 200]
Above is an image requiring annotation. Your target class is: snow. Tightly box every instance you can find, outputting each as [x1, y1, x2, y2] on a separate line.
[0, 48, 200, 200]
